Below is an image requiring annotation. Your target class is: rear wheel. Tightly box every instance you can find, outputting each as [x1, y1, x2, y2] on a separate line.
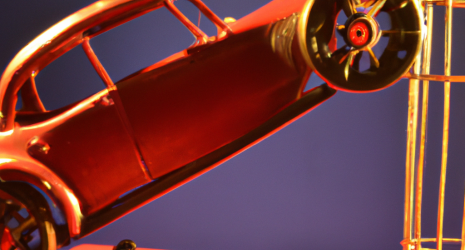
[0, 183, 56, 250]
[299, 0, 423, 92]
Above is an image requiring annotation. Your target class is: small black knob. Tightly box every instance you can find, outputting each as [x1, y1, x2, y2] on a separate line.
[114, 240, 136, 250]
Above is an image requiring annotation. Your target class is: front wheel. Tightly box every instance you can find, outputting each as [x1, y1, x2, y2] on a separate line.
[0, 183, 56, 250]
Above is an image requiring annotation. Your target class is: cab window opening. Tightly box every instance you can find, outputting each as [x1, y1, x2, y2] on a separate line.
[13, 0, 218, 117]
[17, 45, 106, 112]
[89, 6, 196, 83]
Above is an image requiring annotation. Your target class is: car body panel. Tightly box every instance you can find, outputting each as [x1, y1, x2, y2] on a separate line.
[0, 0, 165, 131]
[24, 92, 150, 216]
[80, 83, 336, 237]
[117, 25, 306, 179]
[0, 0, 338, 243]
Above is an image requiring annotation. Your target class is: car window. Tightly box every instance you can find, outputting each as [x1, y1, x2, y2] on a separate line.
[89, 6, 196, 83]
[16, 46, 105, 111]
[14, 1, 214, 114]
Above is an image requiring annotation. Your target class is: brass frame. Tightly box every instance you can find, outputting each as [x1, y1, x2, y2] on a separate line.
[402, 0, 463, 249]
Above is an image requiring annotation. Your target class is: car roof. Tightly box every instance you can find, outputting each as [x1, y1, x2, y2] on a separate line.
[0, 0, 164, 128]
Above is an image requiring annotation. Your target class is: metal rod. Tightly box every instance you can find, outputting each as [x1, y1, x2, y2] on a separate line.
[187, 0, 232, 35]
[164, 0, 208, 45]
[462, 188, 465, 250]
[81, 37, 115, 89]
[404, 73, 465, 82]
[415, 3, 434, 250]
[437, 0, 453, 249]
[423, 0, 465, 7]
[418, 238, 462, 243]
[404, 47, 422, 250]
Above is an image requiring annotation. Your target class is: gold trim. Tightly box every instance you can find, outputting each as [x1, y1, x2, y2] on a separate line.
[436, 1, 453, 249]
[297, 0, 316, 71]
[414, 4, 433, 250]
[45, 221, 57, 250]
[405, 72, 465, 82]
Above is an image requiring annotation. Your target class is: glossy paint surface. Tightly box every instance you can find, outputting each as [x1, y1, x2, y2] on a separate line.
[1, 1, 465, 250]
[25, 94, 150, 215]
[0, 0, 323, 242]
[117, 26, 304, 179]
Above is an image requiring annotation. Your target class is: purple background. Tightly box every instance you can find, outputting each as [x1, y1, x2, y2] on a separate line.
[1, 1, 465, 249]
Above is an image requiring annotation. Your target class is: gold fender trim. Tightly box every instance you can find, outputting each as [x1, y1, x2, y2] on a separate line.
[297, 0, 316, 71]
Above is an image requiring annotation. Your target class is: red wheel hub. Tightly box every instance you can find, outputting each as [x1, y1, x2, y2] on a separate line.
[349, 21, 370, 47]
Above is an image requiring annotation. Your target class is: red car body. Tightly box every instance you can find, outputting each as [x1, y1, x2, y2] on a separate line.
[0, 0, 421, 248]
[0, 0, 336, 244]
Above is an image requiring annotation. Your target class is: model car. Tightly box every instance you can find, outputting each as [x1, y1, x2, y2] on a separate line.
[0, 0, 422, 249]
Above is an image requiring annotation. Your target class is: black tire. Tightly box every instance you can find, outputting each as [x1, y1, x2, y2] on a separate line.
[0, 182, 57, 250]
[302, 0, 422, 92]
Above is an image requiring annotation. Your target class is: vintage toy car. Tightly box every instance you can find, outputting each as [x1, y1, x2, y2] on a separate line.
[0, 0, 421, 249]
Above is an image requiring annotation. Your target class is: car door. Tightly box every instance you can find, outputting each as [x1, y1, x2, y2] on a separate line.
[114, 2, 306, 179]
[13, 47, 150, 216]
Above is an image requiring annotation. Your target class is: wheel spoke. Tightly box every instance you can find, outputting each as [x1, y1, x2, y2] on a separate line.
[367, 47, 380, 68]
[367, 0, 386, 17]
[336, 25, 346, 37]
[11, 216, 36, 237]
[9, 216, 37, 250]
[344, 52, 355, 81]
[344, 50, 359, 81]
[360, 0, 376, 8]
[304, 0, 422, 91]
[381, 30, 395, 36]
[0, 187, 56, 250]
[338, 50, 351, 64]
[352, 51, 363, 71]
[342, 0, 358, 17]
[11, 211, 26, 225]
[13, 238, 28, 250]
[331, 45, 350, 63]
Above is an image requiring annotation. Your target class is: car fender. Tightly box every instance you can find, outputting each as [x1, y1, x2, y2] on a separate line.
[0, 157, 82, 237]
